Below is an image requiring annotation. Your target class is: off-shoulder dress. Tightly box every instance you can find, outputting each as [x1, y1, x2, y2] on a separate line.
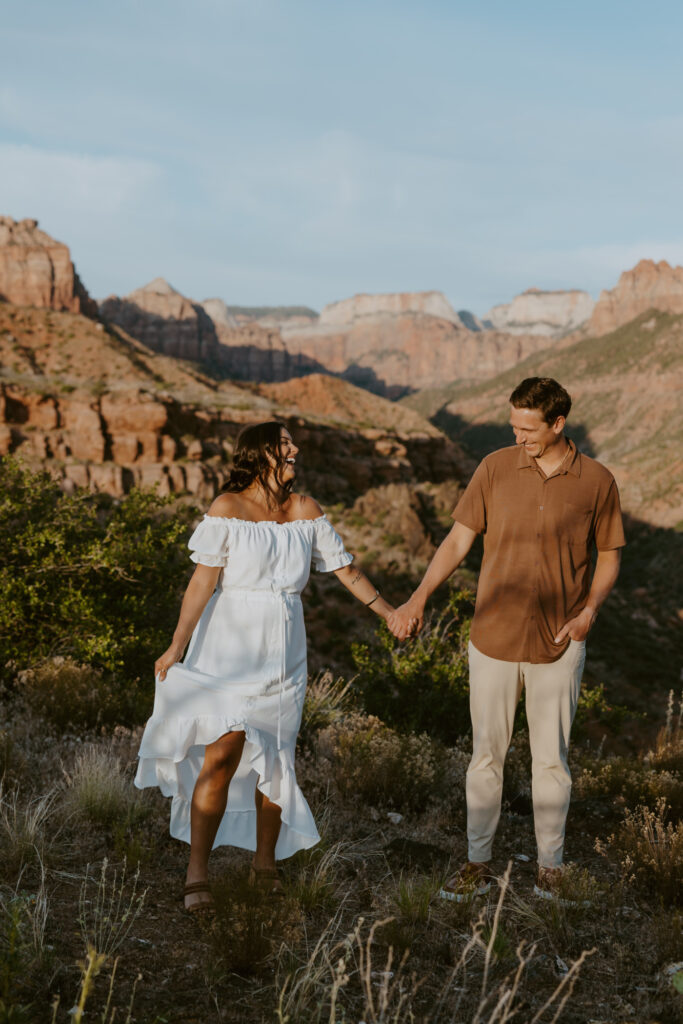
[134, 513, 353, 859]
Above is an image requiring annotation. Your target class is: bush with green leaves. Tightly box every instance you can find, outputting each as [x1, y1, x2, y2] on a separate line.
[351, 587, 474, 744]
[0, 457, 197, 721]
[319, 711, 447, 811]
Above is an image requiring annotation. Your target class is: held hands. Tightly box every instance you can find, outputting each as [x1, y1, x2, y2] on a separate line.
[554, 606, 596, 644]
[387, 599, 424, 642]
[154, 642, 184, 682]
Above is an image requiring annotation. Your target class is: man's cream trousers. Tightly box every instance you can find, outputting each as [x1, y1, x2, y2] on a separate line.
[466, 638, 586, 868]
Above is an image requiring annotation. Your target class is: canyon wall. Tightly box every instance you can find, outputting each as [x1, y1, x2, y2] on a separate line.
[483, 288, 595, 337]
[589, 259, 683, 335]
[0, 217, 97, 317]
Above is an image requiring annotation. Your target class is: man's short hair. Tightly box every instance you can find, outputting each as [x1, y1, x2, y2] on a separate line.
[509, 377, 572, 425]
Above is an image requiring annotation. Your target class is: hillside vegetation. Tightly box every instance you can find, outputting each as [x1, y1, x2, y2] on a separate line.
[0, 459, 681, 1023]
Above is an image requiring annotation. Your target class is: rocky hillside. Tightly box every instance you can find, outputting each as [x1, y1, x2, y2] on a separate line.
[403, 310, 683, 529]
[0, 299, 469, 574]
[589, 259, 683, 335]
[100, 280, 556, 396]
[482, 287, 595, 337]
[0, 217, 97, 317]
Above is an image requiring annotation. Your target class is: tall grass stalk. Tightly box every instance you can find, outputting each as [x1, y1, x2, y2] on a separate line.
[78, 858, 146, 958]
[0, 782, 59, 877]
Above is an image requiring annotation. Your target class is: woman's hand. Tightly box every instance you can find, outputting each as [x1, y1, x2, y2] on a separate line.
[155, 642, 184, 682]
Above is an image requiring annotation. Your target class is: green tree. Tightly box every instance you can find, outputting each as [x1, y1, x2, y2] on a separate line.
[0, 457, 197, 722]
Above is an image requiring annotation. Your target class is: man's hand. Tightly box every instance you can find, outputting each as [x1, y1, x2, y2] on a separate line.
[554, 606, 596, 644]
[387, 600, 424, 641]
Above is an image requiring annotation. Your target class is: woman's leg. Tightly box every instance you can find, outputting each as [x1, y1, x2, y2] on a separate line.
[185, 730, 246, 909]
[253, 787, 282, 871]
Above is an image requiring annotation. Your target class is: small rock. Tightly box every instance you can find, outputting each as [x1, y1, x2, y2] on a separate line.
[514, 853, 531, 862]
[387, 812, 403, 825]
[555, 956, 569, 975]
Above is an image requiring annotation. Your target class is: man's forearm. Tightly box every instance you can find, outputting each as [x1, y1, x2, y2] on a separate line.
[584, 548, 622, 615]
[410, 523, 477, 611]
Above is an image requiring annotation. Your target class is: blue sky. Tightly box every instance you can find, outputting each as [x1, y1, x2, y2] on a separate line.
[2, 0, 683, 314]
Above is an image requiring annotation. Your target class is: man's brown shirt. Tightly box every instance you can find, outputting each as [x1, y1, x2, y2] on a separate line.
[452, 440, 625, 663]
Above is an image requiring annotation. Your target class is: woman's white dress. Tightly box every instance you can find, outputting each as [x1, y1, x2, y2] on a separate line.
[134, 513, 352, 859]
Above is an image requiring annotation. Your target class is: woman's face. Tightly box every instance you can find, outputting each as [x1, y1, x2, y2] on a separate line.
[277, 429, 299, 483]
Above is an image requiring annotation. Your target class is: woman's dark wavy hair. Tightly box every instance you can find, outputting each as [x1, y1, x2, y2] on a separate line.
[222, 421, 292, 507]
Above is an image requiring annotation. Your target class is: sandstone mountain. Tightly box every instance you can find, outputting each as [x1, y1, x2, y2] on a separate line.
[0, 301, 467, 567]
[316, 291, 465, 327]
[0, 217, 97, 317]
[282, 314, 554, 397]
[404, 310, 683, 528]
[589, 259, 683, 335]
[482, 287, 595, 337]
[99, 277, 556, 396]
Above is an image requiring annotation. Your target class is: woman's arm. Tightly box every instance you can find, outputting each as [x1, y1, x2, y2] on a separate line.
[333, 563, 394, 620]
[154, 564, 222, 680]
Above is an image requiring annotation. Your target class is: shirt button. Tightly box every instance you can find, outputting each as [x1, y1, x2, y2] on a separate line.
[539, 505, 544, 510]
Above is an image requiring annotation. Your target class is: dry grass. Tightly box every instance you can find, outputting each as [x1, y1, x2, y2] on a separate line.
[0, 680, 679, 1021]
[62, 744, 149, 828]
[596, 797, 683, 905]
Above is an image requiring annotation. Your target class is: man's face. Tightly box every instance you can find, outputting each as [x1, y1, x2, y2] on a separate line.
[509, 405, 564, 459]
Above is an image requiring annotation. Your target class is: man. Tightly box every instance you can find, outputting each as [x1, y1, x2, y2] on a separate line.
[389, 377, 625, 901]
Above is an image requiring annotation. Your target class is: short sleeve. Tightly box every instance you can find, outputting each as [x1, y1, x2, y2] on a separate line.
[188, 515, 230, 567]
[311, 516, 354, 572]
[451, 459, 489, 533]
[594, 478, 626, 550]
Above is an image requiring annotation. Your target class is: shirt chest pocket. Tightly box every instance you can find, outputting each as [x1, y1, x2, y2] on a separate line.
[562, 503, 593, 546]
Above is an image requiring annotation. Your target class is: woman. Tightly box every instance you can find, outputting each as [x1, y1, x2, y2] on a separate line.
[135, 421, 393, 913]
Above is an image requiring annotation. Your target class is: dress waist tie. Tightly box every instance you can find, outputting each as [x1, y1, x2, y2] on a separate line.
[218, 584, 300, 750]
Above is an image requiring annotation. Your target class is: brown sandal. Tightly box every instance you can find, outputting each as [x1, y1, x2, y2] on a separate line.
[248, 865, 284, 896]
[183, 881, 216, 916]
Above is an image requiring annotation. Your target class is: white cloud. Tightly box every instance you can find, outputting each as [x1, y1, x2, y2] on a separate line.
[0, 144, 162, 220]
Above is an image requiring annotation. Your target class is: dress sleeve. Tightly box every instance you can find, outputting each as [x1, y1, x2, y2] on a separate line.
[187, 515, 230, 567]
[311, 516, 354, 573]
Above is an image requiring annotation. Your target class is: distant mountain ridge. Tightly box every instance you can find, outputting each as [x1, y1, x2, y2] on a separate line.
[482, 287, 595, 337]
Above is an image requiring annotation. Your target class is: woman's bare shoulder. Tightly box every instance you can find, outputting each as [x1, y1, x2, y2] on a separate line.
[206, 492, 244, 519]
[292, 494, 324, 520]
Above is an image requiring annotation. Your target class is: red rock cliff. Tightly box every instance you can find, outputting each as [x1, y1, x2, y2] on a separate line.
[0, 217, 97, 317]
[589, 259, 683, 335]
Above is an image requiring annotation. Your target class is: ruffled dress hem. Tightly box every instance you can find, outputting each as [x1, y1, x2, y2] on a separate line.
[134, 715, 320, 860]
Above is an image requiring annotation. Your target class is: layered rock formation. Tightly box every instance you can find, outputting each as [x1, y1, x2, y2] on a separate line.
[282, 315, 553, 397]
[482, 288, 594, 337]
[589, 259, 683, 335]
[199, 298, 238, 329]
[99, 278, 225, 366]
[0, 303, 466, 505]
[100, 281, 554, 395]
[318, 291, 464, 328]
[0, 217, 97, 317]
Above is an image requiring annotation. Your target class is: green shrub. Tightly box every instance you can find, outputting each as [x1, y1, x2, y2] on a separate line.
[0, 457, 197, 712]
[351, 588, 474, 744]
[319, 712, 446, 811]
[16, 658, 145, 733]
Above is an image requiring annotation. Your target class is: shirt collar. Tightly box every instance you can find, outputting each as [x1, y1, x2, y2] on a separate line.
[516, 438, 581, 477]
